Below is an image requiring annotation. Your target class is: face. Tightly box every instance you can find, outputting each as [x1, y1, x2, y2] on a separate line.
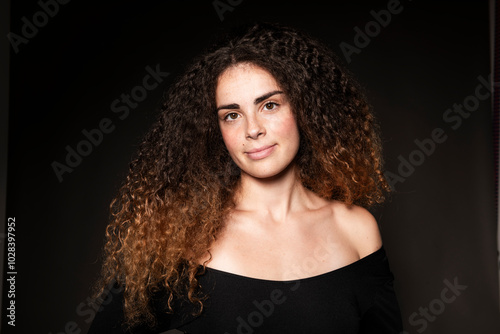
[215, 63, 300, 179]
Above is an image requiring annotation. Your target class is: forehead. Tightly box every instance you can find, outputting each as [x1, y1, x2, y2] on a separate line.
[216, 63, 281, 102]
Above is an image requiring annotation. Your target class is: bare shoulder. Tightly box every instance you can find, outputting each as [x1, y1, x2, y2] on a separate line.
[329, 201, 383, 259]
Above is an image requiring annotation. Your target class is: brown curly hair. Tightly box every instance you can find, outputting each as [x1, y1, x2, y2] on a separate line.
[93, 22, 390, 329]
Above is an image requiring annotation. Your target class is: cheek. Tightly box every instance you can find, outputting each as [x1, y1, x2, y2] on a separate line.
[275, 114, 300, 141]
[281, 117, 300, 156]
[220, 126, 240, 154]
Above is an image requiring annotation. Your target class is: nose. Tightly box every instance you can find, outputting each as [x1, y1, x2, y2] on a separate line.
[245, 113, 265, 139]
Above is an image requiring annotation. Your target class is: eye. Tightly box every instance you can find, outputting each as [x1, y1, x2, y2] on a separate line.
[224, 112, 240, 121]
[263, 102, 279, 111]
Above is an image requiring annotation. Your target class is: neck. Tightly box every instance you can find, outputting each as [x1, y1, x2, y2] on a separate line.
[234, 162, 311, 224]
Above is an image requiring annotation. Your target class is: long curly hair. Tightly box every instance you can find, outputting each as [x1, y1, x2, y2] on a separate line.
[93, 22, 390, 329]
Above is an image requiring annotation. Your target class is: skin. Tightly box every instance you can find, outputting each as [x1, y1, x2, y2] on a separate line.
[205, 62, 382, 280]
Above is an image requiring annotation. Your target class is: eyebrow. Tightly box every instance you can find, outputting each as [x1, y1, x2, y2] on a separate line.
[216, 90, 284, 112]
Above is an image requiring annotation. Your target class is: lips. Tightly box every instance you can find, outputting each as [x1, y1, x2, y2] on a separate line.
[245, 144, 276, 160]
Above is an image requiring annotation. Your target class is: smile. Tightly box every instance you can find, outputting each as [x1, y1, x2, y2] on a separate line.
[245, 145, 276, 160]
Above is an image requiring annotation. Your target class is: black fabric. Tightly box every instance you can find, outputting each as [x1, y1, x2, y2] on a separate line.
[87, 247, 403, 334]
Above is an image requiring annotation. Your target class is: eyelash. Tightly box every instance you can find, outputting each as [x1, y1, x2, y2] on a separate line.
[263, 102, 279, 111]
[223, 113, 240, 122]
[222, 102, 280, 122]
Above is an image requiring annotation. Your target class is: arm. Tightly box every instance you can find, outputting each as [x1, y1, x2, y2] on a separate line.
[336, 204, 403, 332]
[359, 275, 404, 333]
[86, 284, 159, 334]
[86, 284, 130, 334]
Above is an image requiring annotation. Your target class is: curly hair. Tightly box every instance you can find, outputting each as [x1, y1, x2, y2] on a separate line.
[93, 22, 390, 329]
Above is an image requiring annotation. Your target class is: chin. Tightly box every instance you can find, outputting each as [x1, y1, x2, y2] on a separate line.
[241, 161, 296, 180]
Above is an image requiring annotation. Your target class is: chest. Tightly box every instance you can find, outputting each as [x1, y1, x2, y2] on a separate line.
[206, 216, 359, 280]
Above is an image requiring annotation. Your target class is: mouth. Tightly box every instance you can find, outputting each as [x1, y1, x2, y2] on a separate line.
[245, 144, 276, 160]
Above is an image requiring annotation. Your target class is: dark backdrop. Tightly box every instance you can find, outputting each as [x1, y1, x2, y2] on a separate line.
[2, 0, 499, 333]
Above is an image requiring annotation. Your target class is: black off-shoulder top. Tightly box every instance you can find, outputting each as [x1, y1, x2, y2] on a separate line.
[87, 247, 403, 334]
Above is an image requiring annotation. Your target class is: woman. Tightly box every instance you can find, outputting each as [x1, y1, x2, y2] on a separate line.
[88, 22, 403, 333]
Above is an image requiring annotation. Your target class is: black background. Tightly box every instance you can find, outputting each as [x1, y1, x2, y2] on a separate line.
[2, 0, 499, 333]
